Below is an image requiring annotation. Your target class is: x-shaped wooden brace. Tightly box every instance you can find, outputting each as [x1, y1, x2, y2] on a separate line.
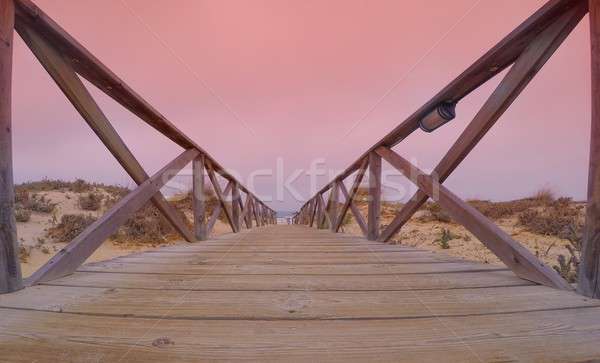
[17, 22, 195, 243]
[379, 4, 586, 245]
[333, 158, 369, 235]
[370, 5, 586, 290]
[376, 146, 572, 290]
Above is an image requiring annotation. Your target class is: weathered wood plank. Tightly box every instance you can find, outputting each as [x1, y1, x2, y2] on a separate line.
[2, 306, 600, 362]
[579, 0, 600, 298]
[26, 149, 199, 285]
[114, 251, 458, 265]
[2, 285, 594, 320]
[78, 261, 508, 275]
[44, 270, 529, 291]
[0, 0, 21, 294]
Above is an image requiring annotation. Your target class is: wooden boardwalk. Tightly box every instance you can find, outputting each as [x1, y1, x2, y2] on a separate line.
[2, 225, 600, 362]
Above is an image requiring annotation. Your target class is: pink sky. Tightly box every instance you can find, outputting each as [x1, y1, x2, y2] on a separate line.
[11, 0, 592, 211]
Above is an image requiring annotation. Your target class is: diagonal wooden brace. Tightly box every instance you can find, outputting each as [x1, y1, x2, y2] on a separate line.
[376, 146, 572, 290]
[206, 181, 232, 234]
[334, 157, 368, 232]
[18, 24, 195, 243]
[27, 149, 199, 285]
[379, 5, 586, 242]
[338, 182, 368, 237]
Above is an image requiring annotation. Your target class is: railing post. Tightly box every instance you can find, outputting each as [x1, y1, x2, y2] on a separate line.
[580, 0, 600, 298]
[0, 0, 21, 294]
[367, 151, 381, 241]
[192, 154, 207, 240]
[329, 183, 339, 232]
[232, 182, 241, 232]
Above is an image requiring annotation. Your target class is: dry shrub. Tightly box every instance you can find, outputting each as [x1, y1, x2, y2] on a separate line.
[467, 199, 527, 220]
[78, 192, 103, 211]
[15, 189, 55, 213]
[553, 224, 581, 283]
[517, 197, 581, 238]
[47, 214, 97, 242]
[170, 187, 223, 221]
[18, 245, 31, 263]
[15, 207, 31, 222]
[417, 202, 452, 223]
[532, 188, 555, 204]
[435, 228, 458, 249]
[16, 178, 128, 196]
[112, 203, 189, 244]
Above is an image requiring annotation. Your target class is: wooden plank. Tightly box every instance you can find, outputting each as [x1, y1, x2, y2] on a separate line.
[338, 182, 368, 237]
[579, 0, 600, 298]
[376, 146, 572, 290]
[79, 261, 509, 276]
[192, 154, 207, 241]
[2, 285, 595, 320]
[379, 4, 586, 242]
[44, 270, 529, 291]
[334, 158, 368, 233]
[26, 149, 199, 285]
[18, 24, 195, 243]
[114, 252, 458, 265]
[367, 152, 381, 240]
[0, 0, 21, 294]
[2, 305, 600, 362]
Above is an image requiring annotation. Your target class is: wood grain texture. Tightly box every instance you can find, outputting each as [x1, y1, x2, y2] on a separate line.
[0, 0, 21, 294]
[192, 154, 207, 241]
[2, 225, 600, 362]
[231, 182, 241, 232]
[579, 0, 600, 298]
[367, 152, 381, 241]
[26, 149, 199, 285]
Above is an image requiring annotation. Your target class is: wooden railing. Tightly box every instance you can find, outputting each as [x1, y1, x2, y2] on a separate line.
[295, 0, 593, 294]
[0, 0, 275, 293]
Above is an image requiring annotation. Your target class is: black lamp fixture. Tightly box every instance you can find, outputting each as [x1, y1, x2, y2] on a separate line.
[419, 101, 457, 132]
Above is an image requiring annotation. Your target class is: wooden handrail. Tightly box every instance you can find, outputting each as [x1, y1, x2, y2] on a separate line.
[296, 0, 587, 291]
[12, 0, 274, 215]
[0, 0, 276, 292]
